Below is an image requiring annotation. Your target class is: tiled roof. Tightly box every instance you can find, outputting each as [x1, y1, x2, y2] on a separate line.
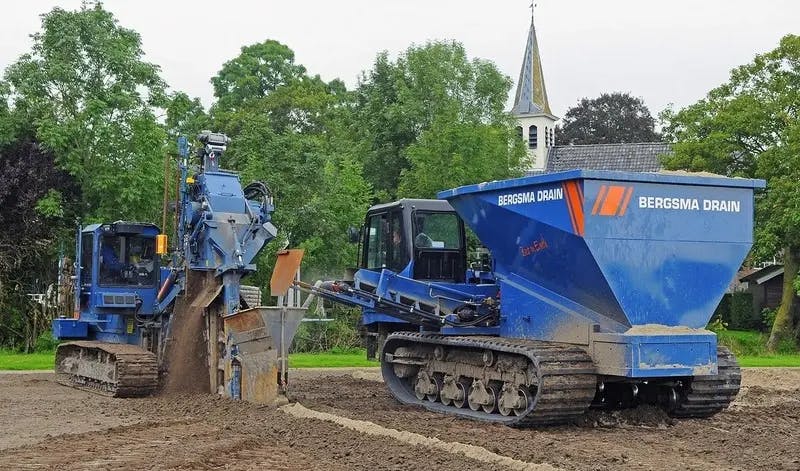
[740, 264, 784, 285]
[541, 142, 672, 173]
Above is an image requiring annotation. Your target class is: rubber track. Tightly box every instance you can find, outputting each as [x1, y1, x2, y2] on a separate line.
[669, 346, 740, 418]
[55, 341, 159, 398]
[382, 332, 598, 426]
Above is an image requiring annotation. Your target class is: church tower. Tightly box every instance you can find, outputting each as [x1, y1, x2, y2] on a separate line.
[512, 7, 558, 171]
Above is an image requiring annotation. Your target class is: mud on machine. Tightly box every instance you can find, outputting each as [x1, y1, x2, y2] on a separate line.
[300, 170, 765, 425]
[51, 132, 304, 402]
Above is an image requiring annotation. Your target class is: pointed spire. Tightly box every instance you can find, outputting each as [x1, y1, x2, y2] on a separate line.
[512, 4, 552, 116]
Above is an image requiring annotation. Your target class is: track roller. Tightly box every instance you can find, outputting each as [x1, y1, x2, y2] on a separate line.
[55, 341, 158, 397]
[381, 332, 597, 426]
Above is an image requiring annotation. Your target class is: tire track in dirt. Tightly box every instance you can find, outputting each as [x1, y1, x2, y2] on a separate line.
[0, 419, 325, 471]
[281, 402, 561, 471]
[0, 377, 511, 471]
[289, 373, 800, 471]
[2, 369, 798, 470]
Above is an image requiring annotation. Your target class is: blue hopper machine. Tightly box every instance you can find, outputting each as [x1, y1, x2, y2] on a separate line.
[299, 170, 765, 425]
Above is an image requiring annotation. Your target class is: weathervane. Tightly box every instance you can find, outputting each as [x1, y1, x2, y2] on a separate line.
[530, 1, 537, 22]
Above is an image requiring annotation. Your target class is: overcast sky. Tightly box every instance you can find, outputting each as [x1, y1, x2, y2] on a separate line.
[2, 1, 797, 119]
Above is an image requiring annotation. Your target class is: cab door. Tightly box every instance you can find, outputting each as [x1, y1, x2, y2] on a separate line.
[361, 210, 409, 273]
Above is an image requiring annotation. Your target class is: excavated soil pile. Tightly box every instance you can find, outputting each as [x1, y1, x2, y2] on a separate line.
[160, 272, 215, 394]
[1, 368, 798, 470]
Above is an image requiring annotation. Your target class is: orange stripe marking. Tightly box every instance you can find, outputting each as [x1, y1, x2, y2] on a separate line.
[599, 186, 626, 216]
[563, 183, 578, 235]
[592, 185, 607, 215]
[566, 182, 585, 235]
[618, 187, 634, 216]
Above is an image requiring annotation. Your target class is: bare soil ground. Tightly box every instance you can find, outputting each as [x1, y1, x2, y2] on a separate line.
[0, 368, 798, 471]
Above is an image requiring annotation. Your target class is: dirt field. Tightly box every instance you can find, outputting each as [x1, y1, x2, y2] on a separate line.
[0, 368, 798, 471]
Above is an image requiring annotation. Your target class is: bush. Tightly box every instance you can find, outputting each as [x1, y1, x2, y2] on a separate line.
[34, 332, 59, 352]
[717, 329, 799, 356]
[291, 306, 362, 353]
[761, 307, 778, 330]
[707, 313, 728, 333]
[729, 292, 757, 330]
[713, 294, 732, 325]
[717, 330, 765, 356]
[775, 336, 798, 355]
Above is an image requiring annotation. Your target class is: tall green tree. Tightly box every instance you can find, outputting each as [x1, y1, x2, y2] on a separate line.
[165, 91, 209, 143]
[0, 134, 80, 349]
[400, 118, 524, 198]
[210, 42, 372, 282]
[661, 34, 800, 350]
[557, 92, 660, 145]
[211, 40, 306, 114]
[355, 41, 526, 200]
[3, 2, 167, 223]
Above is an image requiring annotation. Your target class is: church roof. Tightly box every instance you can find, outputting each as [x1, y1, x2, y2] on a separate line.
[511, 11, 552, 117]
[538, 142, 672, 173]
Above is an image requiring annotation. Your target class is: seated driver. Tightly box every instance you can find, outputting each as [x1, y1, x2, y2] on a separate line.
[414, 217, 434, 248]
[129, 240, 154, 281]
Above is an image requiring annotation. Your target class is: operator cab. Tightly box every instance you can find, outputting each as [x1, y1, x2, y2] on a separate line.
[359, 199, 466, 282]
[90, 222, 159, 288]
[76, 221, 161, 312]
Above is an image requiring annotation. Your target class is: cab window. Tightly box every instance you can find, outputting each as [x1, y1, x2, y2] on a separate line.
[99, 235, 158, 287]
[80, 234, 93, 284]
[364, 211, 408, 272]
[413, 212, 462, 249]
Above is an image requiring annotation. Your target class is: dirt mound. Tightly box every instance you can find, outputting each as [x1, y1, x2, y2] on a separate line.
[160, 272, 216, 394]
[578, 405, 676, 428]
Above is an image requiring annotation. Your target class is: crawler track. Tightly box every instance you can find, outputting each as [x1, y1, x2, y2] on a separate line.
[381, 332, 598, 426]
[669, 346, 741, 418]
[55, 341, 158, 397]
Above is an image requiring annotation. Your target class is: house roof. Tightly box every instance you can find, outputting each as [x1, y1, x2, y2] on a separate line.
[511, 10, 552, 117]
[541, 142, 672, 173]
[740, 264, 784, 285]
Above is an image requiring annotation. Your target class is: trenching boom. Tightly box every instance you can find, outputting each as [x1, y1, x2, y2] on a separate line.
[53, 132, 304, 403]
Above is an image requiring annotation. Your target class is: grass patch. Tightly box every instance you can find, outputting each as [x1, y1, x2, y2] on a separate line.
[717, 329, 798, 357]
[0, 351, 55, 370]
[289, 349, 378, 368]
[0, 349, 378, 371]
[738, 355, 800, 367]
[3, 343, 798, 370]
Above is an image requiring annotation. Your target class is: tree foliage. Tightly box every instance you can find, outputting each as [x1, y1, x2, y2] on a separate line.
[0, 5, 529, 347]
[400, 119, 524, 198]
[557, 92, 660, 145]
[0, 135, 79, 349]
[0, 2, 171, 348]
[165, 91, 209, 143]
[210, 43, 372, 283]
[3, 2, 167, 223]
[662, 34, 800, 350]
[211, 40, 306, 113]
[354, 41, 526, 200]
